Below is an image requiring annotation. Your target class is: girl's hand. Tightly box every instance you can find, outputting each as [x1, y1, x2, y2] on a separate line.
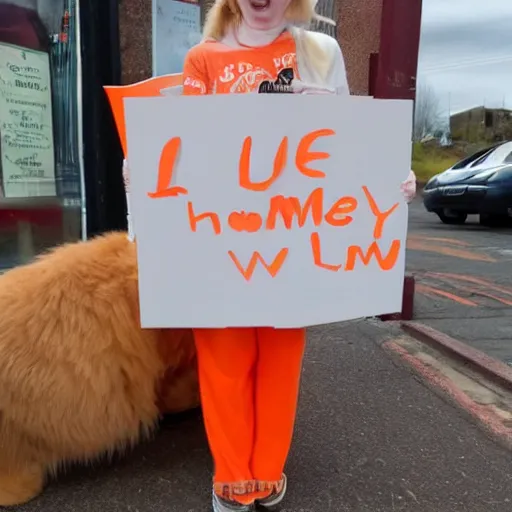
[401, 170, 417, 203]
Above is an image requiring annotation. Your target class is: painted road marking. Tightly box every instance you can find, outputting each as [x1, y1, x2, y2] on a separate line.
[407, 235, 511, 308]
[407, 237, 497, 262]
[456, 286, 512, 307]
[413, 236, 472, 247]
[416, 274, 512, 308]
[416, 283, 478, 307]
[426, 272, 512, 297]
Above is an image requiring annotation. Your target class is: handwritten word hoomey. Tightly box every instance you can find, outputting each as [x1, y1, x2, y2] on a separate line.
[147, 129, 400, 282]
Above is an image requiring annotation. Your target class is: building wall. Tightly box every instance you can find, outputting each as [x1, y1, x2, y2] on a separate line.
[337, 0, 383, 95]
[119, 0, 152, 84]
[118, 0, 383, 94]
[450, 107, 512, 143]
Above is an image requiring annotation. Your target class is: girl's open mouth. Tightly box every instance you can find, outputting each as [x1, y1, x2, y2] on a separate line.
[249, 0, 271, 11]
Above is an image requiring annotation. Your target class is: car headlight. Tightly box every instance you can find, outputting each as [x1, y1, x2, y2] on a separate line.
[424, 175, 438, 190]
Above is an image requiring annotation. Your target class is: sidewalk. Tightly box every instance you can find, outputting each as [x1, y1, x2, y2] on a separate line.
[12, 320, 512, 512]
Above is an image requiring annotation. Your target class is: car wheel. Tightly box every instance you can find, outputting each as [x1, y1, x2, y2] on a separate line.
[436, 209, 468, 225]
[479, 213, 511, 227]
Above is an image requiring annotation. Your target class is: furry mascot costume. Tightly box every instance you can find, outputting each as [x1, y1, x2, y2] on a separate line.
[0, 0, 416, 509]
[0, 237, 199, 508]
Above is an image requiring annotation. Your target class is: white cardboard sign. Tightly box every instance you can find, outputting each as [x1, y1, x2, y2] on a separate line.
[124, 94, 413, 328]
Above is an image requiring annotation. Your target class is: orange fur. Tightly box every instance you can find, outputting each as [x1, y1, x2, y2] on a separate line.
[0, 232, 199, 506]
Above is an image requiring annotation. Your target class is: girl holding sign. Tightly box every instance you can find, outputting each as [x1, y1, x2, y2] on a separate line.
[125, 0, 416, 509]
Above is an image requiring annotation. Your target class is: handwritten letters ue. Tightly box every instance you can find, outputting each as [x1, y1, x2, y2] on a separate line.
[124, 94, 413, 328]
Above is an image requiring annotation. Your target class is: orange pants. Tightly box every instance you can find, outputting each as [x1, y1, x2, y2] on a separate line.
[193, 327, 306, 504]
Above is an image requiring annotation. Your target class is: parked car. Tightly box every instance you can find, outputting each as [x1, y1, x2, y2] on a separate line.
[422, 141, 512, 226]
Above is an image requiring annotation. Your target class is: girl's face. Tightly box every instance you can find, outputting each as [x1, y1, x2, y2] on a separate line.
[236, 0, 292, 30]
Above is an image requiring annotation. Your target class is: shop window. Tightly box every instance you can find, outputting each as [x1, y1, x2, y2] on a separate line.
[0, 0, 83, 271]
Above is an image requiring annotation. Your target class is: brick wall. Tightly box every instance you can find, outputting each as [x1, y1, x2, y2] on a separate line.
[337, 0, 382, 96]
[119, 0, 152, 84]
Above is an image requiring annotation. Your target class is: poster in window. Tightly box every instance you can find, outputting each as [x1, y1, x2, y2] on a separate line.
[153, 0, 202, 76]
[0, 41, 56, 198]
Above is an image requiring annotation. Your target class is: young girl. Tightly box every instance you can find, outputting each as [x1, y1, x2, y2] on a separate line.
[125, 0, 416, 509]
[177, 1, 416, 510]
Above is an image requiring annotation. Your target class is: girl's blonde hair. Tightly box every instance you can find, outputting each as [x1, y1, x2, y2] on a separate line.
[202, 0, 336, 81]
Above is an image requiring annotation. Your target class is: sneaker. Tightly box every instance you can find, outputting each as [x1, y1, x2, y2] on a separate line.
[256, 474, 287, 509]
[212, 490, 254, 511]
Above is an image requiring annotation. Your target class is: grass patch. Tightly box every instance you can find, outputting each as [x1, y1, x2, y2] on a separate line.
[411, 142, 464, 182]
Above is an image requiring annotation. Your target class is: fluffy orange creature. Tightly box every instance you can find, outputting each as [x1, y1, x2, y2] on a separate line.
[0, 232, 199, 506]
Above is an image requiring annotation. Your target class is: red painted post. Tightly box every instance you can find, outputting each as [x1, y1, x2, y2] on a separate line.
[374, 0, 422, 321]
[380, 275, 415, 321]
[368, 53, 380, 97]
[373, 0, 423, 101]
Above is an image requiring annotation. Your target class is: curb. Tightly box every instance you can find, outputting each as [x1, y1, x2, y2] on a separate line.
[400, 321, 512, 392]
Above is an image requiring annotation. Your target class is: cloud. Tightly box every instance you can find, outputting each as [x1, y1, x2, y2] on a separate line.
[417, 0, 512, 116]
[420, 0, 512, 27]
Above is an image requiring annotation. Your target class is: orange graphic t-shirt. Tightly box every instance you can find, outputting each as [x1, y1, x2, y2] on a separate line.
[182, 31, 299, 95]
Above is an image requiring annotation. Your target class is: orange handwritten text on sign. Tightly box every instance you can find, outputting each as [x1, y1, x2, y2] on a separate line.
[148, 138, 189, 198]
[148, 128, 402, 281]
[228, 249, 289, 282]
[228, 211, 263, 232]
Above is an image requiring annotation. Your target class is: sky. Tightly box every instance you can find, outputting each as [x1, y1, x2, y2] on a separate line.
[417, 0, 512, 121]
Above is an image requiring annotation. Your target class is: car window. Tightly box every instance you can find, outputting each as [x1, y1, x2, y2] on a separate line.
[504, 151, 512, 163]
[470, 149, 495, 167]
[451, 145, 498, 170]
[468, 141, 512, 167]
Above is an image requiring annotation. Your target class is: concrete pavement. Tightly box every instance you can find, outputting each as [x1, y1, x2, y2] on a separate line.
[406, 200, 512, 364]
[9, 319, 512, 512]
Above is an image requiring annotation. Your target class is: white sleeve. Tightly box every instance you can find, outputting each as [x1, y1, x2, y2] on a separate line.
[291, 29, 351, 95]
[300, 30, 350, 95]
[327, 39, 350, 95]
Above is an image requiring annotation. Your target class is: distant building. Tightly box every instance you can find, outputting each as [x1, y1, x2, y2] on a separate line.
[450, 106, 512, 143]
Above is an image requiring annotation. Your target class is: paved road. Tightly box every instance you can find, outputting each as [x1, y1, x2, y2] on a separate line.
[8, 320, 512, 512]
[406, 199, 512, 363]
